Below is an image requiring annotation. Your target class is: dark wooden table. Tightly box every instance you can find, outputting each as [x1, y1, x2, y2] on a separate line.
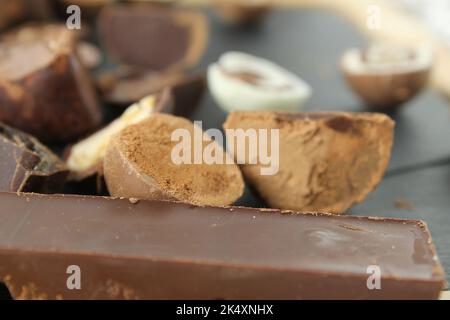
[193, 9, 450, 285]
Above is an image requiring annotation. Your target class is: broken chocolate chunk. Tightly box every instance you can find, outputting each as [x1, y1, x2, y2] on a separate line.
[0, 122, 68, 193]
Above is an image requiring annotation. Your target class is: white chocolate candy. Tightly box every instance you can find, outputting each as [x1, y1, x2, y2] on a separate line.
[207, 52, 311, 112]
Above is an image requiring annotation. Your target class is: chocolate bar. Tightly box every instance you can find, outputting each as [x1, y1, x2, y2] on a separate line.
[0, 192, 444, 299]
[0, 123, 68, 193]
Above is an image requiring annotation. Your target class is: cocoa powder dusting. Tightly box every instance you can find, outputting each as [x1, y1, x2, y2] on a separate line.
[115, 114, 243, 206]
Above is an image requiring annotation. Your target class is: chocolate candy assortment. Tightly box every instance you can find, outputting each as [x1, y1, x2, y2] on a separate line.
[0, 0, 446, 300]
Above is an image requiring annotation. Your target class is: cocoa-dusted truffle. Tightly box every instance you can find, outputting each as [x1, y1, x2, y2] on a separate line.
[208, 52, 311, 112]
[223, 111, 395, 214]
[0, 24, 102, 142]
[0, 122, 68, 193]
[104, 114, 244, 206]
[98, 5, 208, 70]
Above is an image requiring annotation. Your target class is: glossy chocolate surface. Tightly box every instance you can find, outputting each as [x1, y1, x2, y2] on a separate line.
[0, 193, 444, 299]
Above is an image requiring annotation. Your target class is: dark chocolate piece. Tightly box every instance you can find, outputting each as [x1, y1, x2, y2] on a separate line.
[0, 192, 444, 299]
[0, 24, 102, 142]
[97, 68, 205, 116]
[98, 5, 208, 70]
[0, 123, 68, 193]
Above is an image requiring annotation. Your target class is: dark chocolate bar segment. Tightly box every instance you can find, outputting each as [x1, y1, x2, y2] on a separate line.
[0, 123, 68, 193]
[0, 193, 444, 299]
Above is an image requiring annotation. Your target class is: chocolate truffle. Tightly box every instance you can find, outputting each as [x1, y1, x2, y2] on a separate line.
[0, 122, 68, 193]
[104, 114, 244, 206]
[223, 111, 395, 213]
[0, 24, 102, 142]
[98, 5, 208, 70]
[341, 43, 433, 110]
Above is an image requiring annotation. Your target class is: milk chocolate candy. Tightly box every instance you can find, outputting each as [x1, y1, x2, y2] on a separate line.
[98, 5, 208, 70]
[0, 192, 445, 299]
[97, 68, 206, 116]
[0, 123, 68, 193]
[0, 24, 102, 142]
[224, 111, 394, 213]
